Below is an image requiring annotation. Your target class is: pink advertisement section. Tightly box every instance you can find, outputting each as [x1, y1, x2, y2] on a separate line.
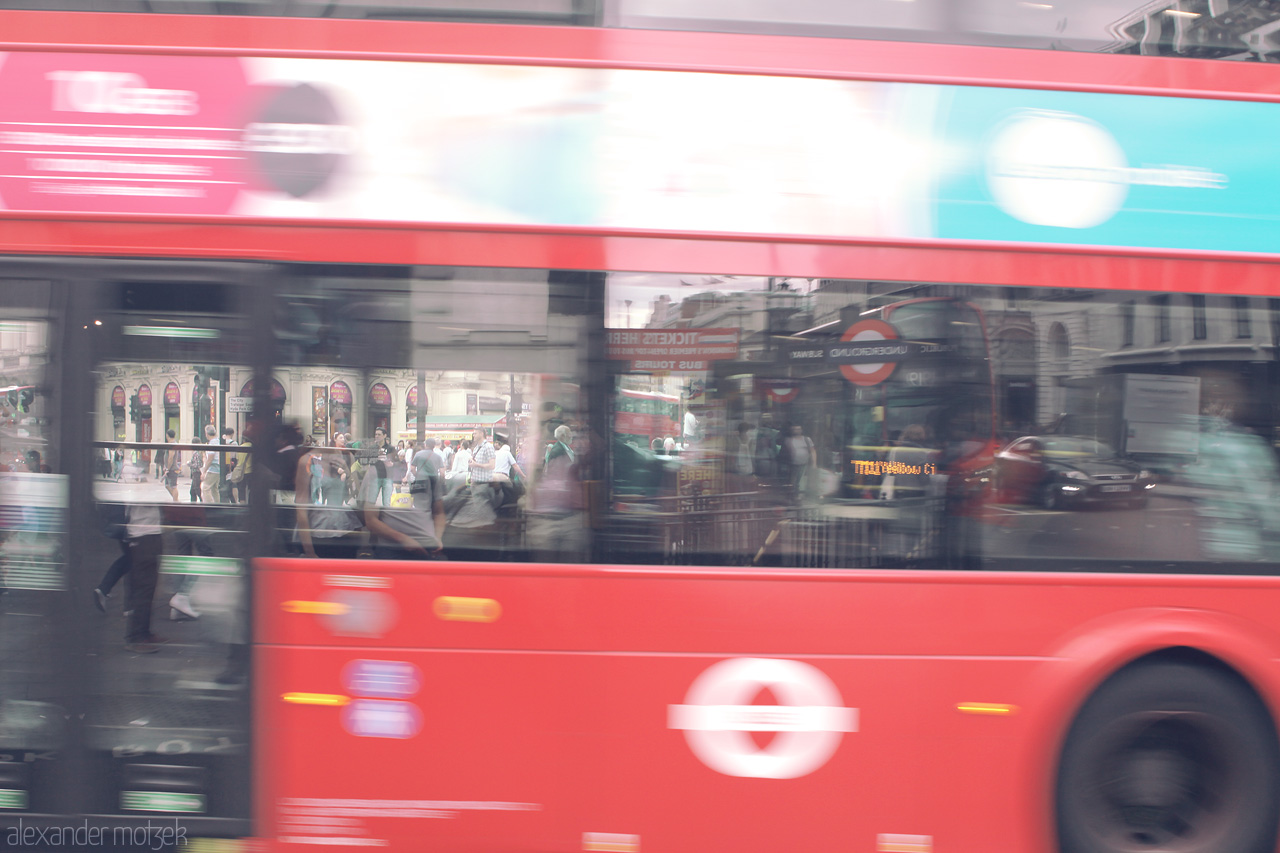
[0, 53, 252, 215]
[0, 52, 359, 218]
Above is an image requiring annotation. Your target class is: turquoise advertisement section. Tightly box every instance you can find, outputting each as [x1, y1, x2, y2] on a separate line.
[930, 85, 1280, 253]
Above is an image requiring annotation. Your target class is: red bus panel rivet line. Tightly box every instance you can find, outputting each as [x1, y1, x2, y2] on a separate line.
[955, 702, 1018, 716]
[877, 833, 933, 853]
[582, 832, 640, 853]
[281, 600, 350, 615]
[281, 693, 350, 706]
[433, 596, 501, 622]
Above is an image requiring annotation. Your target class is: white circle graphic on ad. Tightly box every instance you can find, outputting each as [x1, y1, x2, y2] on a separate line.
[668, 657, 858, 779]
[986, 111, 1129, 229]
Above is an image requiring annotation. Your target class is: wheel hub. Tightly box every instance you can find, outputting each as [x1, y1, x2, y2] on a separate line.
[1094, 715, 1224, 849]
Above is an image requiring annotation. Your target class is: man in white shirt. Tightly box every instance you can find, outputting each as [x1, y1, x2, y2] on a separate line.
[492, 437, 525, 507]
[493, 438, 524, 480]
[444, 440, 472, 492]
[683, 409, 700, 445]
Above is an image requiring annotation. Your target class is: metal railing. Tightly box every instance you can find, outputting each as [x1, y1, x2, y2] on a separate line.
[605, 491, 786, 566]
[605, 492, 950, 569]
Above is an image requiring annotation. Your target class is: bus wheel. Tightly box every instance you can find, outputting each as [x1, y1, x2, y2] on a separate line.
[1056, 658, 1280, 853]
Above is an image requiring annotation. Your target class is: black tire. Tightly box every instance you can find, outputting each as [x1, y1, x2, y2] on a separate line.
[1041, 482, 1061, 511]
[1056, 658, 1280, 853]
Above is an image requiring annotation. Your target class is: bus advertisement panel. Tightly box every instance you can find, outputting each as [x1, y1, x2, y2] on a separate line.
[0, 50, 1278, 254]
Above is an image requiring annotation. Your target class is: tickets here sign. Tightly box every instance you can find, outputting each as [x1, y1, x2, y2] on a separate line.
[607, 329, 739, 373]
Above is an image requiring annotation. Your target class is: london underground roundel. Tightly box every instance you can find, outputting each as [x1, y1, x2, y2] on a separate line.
[668, 657, 858, 779]
[761, 380, 800, 404]
[838, 319, 900, 387]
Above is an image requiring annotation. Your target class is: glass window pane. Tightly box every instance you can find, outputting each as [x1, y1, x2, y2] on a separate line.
[272, 265, 594, 563]
[603, 273, 1280, 573]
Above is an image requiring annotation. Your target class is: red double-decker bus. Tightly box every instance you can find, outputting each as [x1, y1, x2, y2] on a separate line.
[615, 388, 681, 449]
[5, 3, 1280, 853]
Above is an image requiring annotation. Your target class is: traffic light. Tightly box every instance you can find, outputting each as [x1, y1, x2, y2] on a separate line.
[129, 394, 139, 421]
[194, 365, 230, 389]
[17, 389, 32, 412]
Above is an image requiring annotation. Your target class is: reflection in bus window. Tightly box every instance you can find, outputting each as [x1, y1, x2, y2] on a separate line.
[273, 267, 593, 563]
[601, 275, 1280, 574]
[0, 319, 60, 591]
[90, 362, 251, 666]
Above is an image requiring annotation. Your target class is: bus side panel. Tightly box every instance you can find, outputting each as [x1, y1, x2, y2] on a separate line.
[255, 644, 1037, 852]
[253, 560, 1280, 852]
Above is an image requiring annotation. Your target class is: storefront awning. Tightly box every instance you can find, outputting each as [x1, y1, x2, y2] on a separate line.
[398, 414, 506, 442]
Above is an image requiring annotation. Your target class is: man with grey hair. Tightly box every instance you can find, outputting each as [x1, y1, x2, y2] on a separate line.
[528, 423, 585, 561]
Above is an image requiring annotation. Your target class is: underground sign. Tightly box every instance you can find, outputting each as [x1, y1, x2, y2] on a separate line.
[668, 657, 858, 779]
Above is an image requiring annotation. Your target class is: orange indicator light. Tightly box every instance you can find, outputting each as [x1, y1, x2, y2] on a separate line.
[281, 600, 350, 615]
[433, 596, 501, 623]
[956, 702, 1018, 716]
[282, 693, 350, 706]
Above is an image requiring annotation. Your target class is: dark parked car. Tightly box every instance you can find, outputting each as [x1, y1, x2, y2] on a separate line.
[995, 436, 1154, 510]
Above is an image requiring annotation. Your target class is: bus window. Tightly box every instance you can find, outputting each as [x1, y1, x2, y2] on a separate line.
[599, 274, 1280, 574]
[273, 266, 595, 564]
